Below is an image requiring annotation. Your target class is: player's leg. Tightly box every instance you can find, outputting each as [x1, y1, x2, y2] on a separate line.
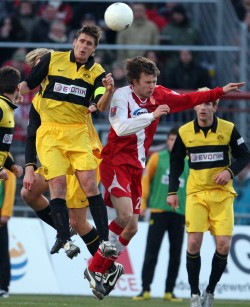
[133, 212, 165, 301]
[76, 169, 117, 260]
[164, 212, 185, 302]
[202, 191, 234, 307]
[69, 207, 100, 256]
[48, 176, 80, 259]
[21, 173, 53, 226]
[0, 223, 10, 297]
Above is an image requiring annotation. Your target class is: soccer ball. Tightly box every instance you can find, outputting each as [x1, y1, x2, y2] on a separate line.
[104, 2, 133, 31]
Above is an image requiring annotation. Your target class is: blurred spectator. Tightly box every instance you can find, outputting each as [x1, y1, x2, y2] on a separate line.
[158, 2, 176, 21]
[50, 0, 73, 26]
[116, 3, 159, 61]
[243, 10, 250, 31]
[166, 50, 212, 90]
[234, 164, 250, 225]
[2, 48, 29, 80]
[0, 15, 27, 66]
[111, 61, 128, 91]
[68, 13, 98, 42]
[145, 3, 168, 31]
[144, 50, 167, 86]
[47, 19, 68, 44]
[16, 0, 36, 41]
[160, 4, 202, 69]
[30, 3, 59, 42]
[232, 0, 250, 20]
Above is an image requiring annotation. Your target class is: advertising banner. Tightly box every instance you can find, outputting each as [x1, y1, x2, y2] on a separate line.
[8, 218, 250, 300]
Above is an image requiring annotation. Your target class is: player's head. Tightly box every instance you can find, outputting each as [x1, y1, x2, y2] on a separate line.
[0, 66, 21, 95]
[194, 87, 219, 125]
[75, 24, 102, 47]
[124, 56, 160, 98]
[166, 127, 178, 152]
[25, 48, 53, 68]
[73, 25, 103, 64]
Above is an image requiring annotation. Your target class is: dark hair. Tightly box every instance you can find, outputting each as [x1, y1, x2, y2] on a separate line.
[124, 56, 160, 84]
[75, 24, 102, 46]
[0, 66, 20, 94]
[168, 127, 179, 136]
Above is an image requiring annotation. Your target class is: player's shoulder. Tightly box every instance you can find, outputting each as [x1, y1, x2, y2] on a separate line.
[92, 62, 105, 75]
[114, 85, 131, 97]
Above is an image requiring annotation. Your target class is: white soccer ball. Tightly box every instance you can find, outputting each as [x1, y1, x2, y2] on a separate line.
[104, 2, 133, 31]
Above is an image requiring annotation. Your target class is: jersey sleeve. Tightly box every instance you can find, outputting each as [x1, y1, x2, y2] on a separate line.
[25, 104, 41, 168]
[26, 53, 50, 90]
[155, 86, 224, 113]
[227, 126, 250, 177]
[109, 90, 155, 136]
[168, 133, 187, 194]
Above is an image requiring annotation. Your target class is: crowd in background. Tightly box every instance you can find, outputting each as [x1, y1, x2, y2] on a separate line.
[0, 0, 249, 224]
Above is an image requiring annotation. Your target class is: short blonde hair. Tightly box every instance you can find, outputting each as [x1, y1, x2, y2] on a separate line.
[25, 48, 53, 68]
[197, 87, 219, 106]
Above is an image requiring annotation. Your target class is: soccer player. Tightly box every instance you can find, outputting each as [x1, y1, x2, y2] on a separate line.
[167, 88, 250, 307]
[20, 25, 115, 258]
[0, 66, 23, 179]
[83, 56, 245, 299]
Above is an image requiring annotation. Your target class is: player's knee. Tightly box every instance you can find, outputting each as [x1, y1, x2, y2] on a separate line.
[117, 211, 133, 227]
[216, 237, 231, 255]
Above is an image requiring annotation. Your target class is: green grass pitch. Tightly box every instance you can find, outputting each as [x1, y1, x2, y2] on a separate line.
[0, 295, 249, 307]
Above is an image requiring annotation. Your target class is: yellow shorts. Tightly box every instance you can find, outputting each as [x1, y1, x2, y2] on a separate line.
[36, 123, 98, 180]
[185, 189, 234, 236]
[36, 166, 100, 209]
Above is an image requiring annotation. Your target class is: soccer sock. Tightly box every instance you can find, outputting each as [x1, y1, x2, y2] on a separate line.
[80, 227, 100, 256]
[88, 248, 108, 273]
[186, 251, 201, 295]
[36, 205, 55, 228]
[115, 235, 129, 254]
[206, 250, 228, 294]
[102, 235, 129, 273]
[87, 194, 109, 242]
[109, 220, 124, 244]
[50, 198, 70, 244]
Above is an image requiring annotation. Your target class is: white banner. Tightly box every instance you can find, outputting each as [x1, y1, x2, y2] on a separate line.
[8, 218, 250, 300]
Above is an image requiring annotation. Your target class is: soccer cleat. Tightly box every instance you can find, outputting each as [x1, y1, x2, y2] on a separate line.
[190, 294, 202, 307]
[92, 289, 104, 300]
[202, 290, 214, 307]
[163, 292, 183, 302]
[132, 291, 151, 300]
[99, 241, 118, 257]
[63, 241, 80, 259]
[50, 226, 77, 254]
[0, 289, 9, 298]
[103, 263, 124, 296]
[84, 267, 106, 298]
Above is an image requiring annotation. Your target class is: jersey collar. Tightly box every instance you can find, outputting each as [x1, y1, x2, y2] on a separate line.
[194, 116, 218, 133]
[0, 94, 18, 110]
[70, 50, 95, 70]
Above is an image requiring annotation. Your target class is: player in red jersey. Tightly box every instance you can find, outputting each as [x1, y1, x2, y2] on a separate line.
[84, 56, 245, 299]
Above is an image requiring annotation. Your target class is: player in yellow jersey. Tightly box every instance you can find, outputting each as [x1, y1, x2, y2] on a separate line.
[21, 48, 101, 258]
[20, 25, 116, 261]
[167, 88, 250, 307]
[0, 67, 23, 180]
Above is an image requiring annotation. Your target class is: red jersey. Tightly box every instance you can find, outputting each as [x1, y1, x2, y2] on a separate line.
[101, 85, 224, 169]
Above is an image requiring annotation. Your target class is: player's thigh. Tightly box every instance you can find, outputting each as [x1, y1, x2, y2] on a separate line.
[186, 192, 209, 233]
[209, 190, 234, 236]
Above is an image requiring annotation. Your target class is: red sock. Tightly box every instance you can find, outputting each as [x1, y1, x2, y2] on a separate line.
[119, 235, 129, 247]
[109, 220, 123, 235]
[88, 249, 107, 274]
